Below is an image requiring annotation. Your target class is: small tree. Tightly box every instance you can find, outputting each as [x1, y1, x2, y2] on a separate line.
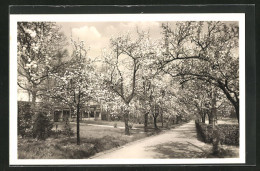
[49, 38, 96, 145]
[32, 111, 53, 140]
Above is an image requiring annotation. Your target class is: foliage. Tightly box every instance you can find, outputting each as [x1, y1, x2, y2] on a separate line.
[32, 111, 53, 140]
[17, 22, 68, 104]
[63, 119, 74, 138]
[159, 21, 239, 121]
[102, 31, 157, 135]
[176, 79, 234, 124]
[195, 121, 239, 146]
[18, 101, 33, 138]
[17, 21, 240, 149]
[48, 39, 93, 107]
[217, 124, 239, 145]
[48, 37, 98, 145]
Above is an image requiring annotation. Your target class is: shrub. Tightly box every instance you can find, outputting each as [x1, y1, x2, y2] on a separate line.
[32, 111, 53, 140]
[195, 122, 239, 146]
[165, 122, 170, 129]
[218, 124, 239, 145]
[128, 122, 133, 129]
[63, 119, 74, 137]
[18, 101, 33, 138]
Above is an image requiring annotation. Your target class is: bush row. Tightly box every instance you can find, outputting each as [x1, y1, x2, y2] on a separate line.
[18, 101, 55, 140]
[195, 121, 239, 146]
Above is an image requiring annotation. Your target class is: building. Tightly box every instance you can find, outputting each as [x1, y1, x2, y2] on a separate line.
[18, 79, 104, 122]
[53, 101, 103, 122]
[18, 76, 104, 122]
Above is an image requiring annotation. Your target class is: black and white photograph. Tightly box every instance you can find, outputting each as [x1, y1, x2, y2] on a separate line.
[9, 13, 245, 165]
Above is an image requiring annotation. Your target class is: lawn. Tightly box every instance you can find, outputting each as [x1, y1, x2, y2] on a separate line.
[81, 120, 128, 127]
[18, 121, 183, 159]
[217, 117, 238, 125]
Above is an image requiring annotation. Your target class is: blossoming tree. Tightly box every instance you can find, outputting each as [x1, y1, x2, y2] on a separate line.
[159, 21, 239, 122]
[17, 22, 68, 107]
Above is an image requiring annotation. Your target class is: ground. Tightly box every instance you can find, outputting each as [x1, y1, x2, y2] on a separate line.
[18, 120, 239, 159]
[18, 120, 180, 159]
[92, 121, 239, 159]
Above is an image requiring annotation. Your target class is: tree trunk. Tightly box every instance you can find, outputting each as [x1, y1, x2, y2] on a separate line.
[32, 91, 36, 104]
[76, 103, 80, 145]
[30, 89, 37, 124]
[153, 116, 158, 130]
[107, 111, 110, 121]
[202, 114, 206, 123]
[234, 104, 239, 123]
[217, 80, 239, 122]
[176, 115, 180, 124]
[124, 110, 130, 135]
[31, 90, 37, 109]
[161, 111, 163, 127]
[208, 112, 214, 124]
[144, 112, 148, 132]
[211, 87, 217, 127]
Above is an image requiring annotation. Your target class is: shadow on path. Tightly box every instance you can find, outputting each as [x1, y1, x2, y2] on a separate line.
[92, 121, 239, 159]
[145, 141, 208, 159]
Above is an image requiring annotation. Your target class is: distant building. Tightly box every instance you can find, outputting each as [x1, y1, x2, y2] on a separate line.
[18, 76, 104, 122]
[18, 81, 104, 122]
[18, 99, 104, 122]
[53, 101, 103, 122]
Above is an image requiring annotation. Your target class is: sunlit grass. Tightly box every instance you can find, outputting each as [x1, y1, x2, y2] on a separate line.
[18, 121, 163, 159]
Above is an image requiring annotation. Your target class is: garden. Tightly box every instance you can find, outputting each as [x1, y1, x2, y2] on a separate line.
[18, 118, 186, 159]
[17, 21, 240, 159]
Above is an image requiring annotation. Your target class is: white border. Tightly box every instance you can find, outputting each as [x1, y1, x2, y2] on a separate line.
[9, 13, 245, 165]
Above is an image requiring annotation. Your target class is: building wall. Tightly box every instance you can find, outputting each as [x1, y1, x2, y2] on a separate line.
[53, 103, 102, 122]
[17, 88, 30, 101]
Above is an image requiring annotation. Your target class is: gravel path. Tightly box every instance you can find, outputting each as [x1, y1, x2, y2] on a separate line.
[91, 121, 217, 159]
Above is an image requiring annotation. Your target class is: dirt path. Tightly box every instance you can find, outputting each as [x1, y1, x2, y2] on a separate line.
[91, 121, 216, 159]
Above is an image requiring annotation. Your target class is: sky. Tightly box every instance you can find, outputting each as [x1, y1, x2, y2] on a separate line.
[57, 21, 168, 58]
[57, 21, 238, 60]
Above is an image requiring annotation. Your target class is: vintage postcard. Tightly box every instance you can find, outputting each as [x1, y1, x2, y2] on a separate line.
[9, 13, 245, 165]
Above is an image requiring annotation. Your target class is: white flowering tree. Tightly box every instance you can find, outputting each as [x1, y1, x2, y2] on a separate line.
[102, 31, 157, 135]
[133, 41, 159, 131]
[49, 39, 96, 145]
[134, 50, 176, 129]
[135, 76, 153, 131]
[147, 75, 174, 129]
[17, 22, 68, 107]
[159, 21, 239, 122]
[175, 79, 229, 124]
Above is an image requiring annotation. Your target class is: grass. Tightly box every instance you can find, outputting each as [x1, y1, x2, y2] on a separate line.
[217, 117, 238, 125]
[18, 121, 175, 159]
[206, 144, 240, 158]
[81, 120, 127, 127]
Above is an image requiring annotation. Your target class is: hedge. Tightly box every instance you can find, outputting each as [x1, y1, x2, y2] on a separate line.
[195, 121, 239, 146]
[18, 101, 33, 138]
